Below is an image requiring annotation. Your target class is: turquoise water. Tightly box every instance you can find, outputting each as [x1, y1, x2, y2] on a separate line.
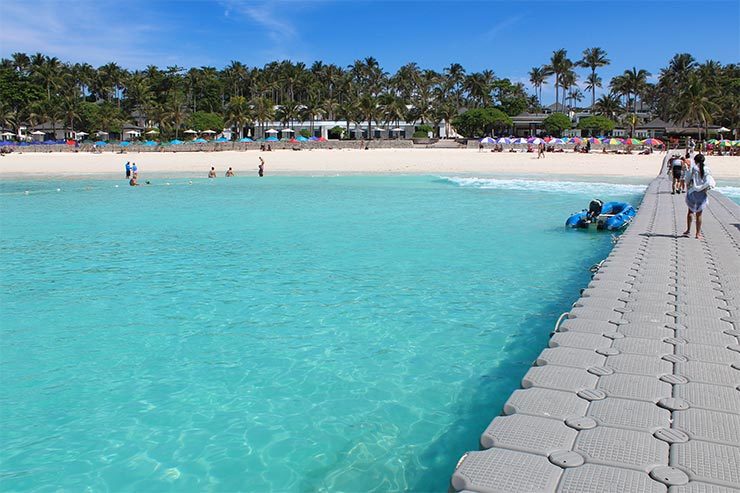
[0, 175, 644, 492]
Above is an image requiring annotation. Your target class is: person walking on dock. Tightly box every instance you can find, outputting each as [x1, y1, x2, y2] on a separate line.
[683, 153, 715, 240]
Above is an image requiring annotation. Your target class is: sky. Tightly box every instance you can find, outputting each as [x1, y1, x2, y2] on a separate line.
[1, 0, 739, 101]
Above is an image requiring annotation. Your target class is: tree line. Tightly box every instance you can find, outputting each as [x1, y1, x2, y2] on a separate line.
[0, 50, 737, 140]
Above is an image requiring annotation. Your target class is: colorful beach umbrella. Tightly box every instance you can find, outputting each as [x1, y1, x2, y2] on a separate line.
[309, 136, 320, 141]
[94, 141, 107, 146]
[192, 138, 207, 143]
[719, 139, 733, 147]
[603, 138, 624, 146]
[530, 137, 545, 145]
[496, 137, 511, 144]
[169, 139, 183, 145]
[512, 137, 528, 145]
[586, 137, 602, 144]
[480, 137, 495, 144]
[296, 136, 309, 142]
[144, 140, 158, 146]
[642, 138, 663, 146]
[624, 138, 642, 146]
[707, 139, 719, 144]
[265, 136, 278, 142]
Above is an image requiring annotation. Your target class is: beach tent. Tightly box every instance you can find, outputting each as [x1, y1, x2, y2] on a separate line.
[144, 140, 158, 146]
[192, 138, 207, 143]
[239, 137, 254, 142]
[480, 137, 495, 144]
[170, 139, 183, 145]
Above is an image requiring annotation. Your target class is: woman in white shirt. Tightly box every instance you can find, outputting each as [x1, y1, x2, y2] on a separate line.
[683, 153, 715, 239]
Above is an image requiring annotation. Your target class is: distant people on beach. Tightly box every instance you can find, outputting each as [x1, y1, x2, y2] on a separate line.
[683, 153, 715, 240]
[687, 137, 696, 153]
[680, 152, 691, 193]
[258, 157, 265, 177]
[208, 166, 217, 178]
[537, 142, 545, 158]
[129, 175, 138, 186]
[132, 162, 138, 175]
[125, 161, 131, 178]
[225, 167, 234, 177]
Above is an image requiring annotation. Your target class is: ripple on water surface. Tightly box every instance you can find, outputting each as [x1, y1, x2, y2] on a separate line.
[0, 175, 645, 492]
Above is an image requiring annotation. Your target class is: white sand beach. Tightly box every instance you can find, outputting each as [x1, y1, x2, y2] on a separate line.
[1, 149, 738, 180]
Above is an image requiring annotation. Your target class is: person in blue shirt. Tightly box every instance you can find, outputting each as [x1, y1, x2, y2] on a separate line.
[132, 162, 138, 176]
[125, 161, 131, 178]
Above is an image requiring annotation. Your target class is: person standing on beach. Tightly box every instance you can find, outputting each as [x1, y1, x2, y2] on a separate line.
[208, 166, 217, 178]
[537, 142, 545, 158]
[683, 153, 715, 240]
[668, 155, 683, 194]
[125, 161, 131, 179]
[258, 157, 265, 177]
[132, 162, 138, 176]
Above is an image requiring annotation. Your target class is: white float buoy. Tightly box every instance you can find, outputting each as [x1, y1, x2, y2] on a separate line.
[56, 188, 61, 192]
[115, 185, 119, 188]
[24, 191, 29, 195]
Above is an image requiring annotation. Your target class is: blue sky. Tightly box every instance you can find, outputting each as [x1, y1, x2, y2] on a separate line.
[1, 0, 738, 101]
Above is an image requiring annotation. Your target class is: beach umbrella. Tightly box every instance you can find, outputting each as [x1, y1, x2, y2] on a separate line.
[119, 141, 131, 147]
[496, 137, 511, 144]
[75, 131, 88, 137]
[530, 137, 545, 145]
[309, 136, 319, 141]
[265, 129, 278, 134]
[317, 137, 328, 142]
[184, 129, 197, 134]
[94, 141, 108, 146]
[625, 138, 642, 146]
[201, 129, 216, 134]
[192, 138, 207, 143]
[585, 137, 602, 144]
[281, 128, 295, 134]
[480, 137, 495, 144]
[265, 136, 279, 142]
[238, 137, 254, 142]
[31, 130, 45, 135]
[643, 138, 664, 146]
[144, 140, 158, 146]
[145, 129, 159, 135]
[718, 139, 733, 147]
[1, 131, 14, 138]
[512, 137, 528, 145]
[296, 136, 309, 142]
[214, 137, 229, 143]
[707, 139, 718, 144]
[568, 137, 582, 144]
[604, 138, 625, 146]
[170, 139, 183, 145]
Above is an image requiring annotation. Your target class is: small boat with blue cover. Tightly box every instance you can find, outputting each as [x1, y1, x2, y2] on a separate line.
[566, 199, 636, 231]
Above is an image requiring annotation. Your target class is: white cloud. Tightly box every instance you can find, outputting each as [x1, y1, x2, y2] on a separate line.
[0, 0, 178, 68]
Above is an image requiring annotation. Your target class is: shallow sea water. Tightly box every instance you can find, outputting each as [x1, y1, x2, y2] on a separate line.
[0, 175, 645, 492]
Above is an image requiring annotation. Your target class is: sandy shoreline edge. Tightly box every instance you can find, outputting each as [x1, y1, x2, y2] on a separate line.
[1, 149, 738, 181]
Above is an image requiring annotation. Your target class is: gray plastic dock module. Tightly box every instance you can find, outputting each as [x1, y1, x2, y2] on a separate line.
[450, 174, 740, 492]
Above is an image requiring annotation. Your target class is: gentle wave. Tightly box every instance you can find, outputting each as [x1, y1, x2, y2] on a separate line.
[438, 176, 648, 195]
[716, 186, 740, 199]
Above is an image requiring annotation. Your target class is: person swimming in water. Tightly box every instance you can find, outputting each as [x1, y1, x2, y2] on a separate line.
[225, 167, 234, 177]
[258, 157, 264, 177]
[208, 166, 217, 178]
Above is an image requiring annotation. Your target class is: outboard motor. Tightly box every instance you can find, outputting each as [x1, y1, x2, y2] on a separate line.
[587, 199, 603, 221]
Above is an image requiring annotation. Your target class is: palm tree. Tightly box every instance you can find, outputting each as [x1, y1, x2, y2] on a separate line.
[251, 96, 275, 136]
[594, 93, 622, 120]
[584, 73, 601, 110]
[578, 47, 610, 109]
[621, 67, 652, 116]
[546, 49, 571, 109]
[225, 95, 251, 139]
[528, 66, 547, 104]
[672, 74, 720, 141]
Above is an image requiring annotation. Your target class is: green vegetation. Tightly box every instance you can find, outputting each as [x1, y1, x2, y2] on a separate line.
[542, 113, 572, 136]
[577, 115, 616, 135]
[0, 50, 736, 141]
[451, 108, 512, 138]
